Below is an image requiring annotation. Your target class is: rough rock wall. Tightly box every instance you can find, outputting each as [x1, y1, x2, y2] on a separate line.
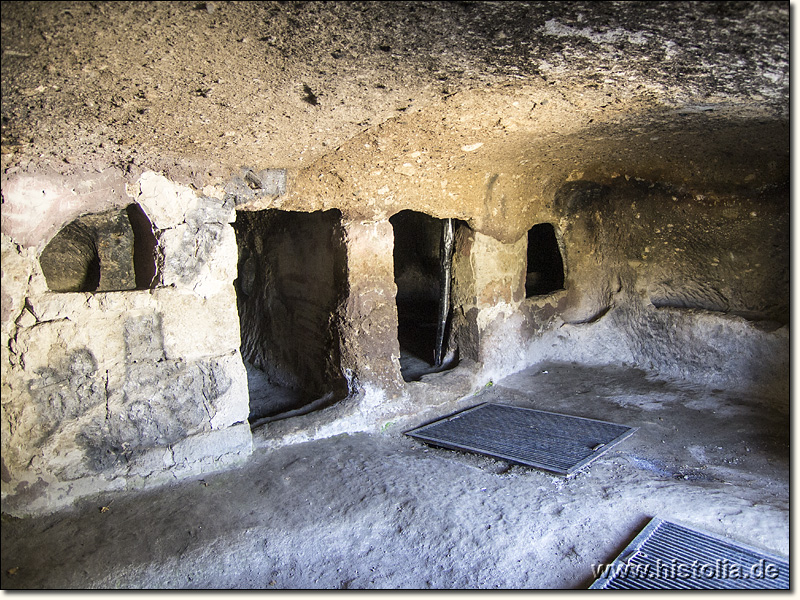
[553, 179, 790, 324]
[0, 2, 788, 173]
[480, 177, 790, 398]
[1, 172, 252, 516]
[0, 1, 789, 511]
[336, 219, 405, 395]
[449, 226, 527, 367]
[227, 159, 789, 419]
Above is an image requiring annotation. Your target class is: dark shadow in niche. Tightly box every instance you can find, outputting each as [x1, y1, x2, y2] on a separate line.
[126, 203, 159, 289]
[390, 210, 459, 382]
[232, 209, 349, 424]
[525, 223, 565, 298]
[40, 204, 158, 293]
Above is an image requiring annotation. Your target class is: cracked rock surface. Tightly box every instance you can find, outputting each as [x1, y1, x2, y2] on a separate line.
[0, 1, 789, 583]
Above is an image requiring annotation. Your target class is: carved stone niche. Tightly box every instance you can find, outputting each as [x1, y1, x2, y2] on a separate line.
[39, 203, 158, 293]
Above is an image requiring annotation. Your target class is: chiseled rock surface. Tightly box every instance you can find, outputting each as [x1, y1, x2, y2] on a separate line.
[0, 2, 789, 519]
[0, 2, 788, 177]
[1, 173, 252, 517]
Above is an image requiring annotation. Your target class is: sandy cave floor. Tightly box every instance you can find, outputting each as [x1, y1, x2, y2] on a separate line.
[0, 361, 789, 589]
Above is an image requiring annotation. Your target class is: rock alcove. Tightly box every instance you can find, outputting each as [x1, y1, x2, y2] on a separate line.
[39, 203, 158, 293]
[0, 0, 789, 542]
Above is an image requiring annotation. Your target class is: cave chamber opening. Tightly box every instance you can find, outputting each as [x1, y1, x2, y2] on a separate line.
[232, 208, 349, 424]
[390, 210, 459, 382]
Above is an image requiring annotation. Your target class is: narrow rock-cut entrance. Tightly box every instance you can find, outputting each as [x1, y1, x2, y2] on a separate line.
[232, 209, 348, 423]
[525, 223, 565, 298]
[390, 210, 458, 382]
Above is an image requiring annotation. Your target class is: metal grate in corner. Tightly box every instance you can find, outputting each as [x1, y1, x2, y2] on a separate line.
[589, 518, 789, 590]
[405, 403, 636, 475]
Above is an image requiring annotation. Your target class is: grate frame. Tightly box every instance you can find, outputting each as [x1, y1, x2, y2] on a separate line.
[405, 402, 637, 476]
[589, 517, 790, 590]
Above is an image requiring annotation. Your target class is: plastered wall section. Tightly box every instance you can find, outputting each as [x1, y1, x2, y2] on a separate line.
[1, 171, 252, 517]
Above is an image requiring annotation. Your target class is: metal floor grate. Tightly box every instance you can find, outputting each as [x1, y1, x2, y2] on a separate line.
[405, 403, 636, 475]
[590, 518, 790, 589]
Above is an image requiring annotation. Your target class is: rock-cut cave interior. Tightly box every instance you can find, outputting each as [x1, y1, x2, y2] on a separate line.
[0, 0, 790, 590]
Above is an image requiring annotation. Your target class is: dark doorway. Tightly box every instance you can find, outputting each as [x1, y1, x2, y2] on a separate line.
[232, 209, 348, 424]
[390, 211, 457, 382]
[525, 223, 565, 298]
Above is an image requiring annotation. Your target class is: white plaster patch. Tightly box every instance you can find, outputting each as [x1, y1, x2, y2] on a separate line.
[208, 351, 251, 429]
[1, 169, 128, 249]
[476, 301, 515, 331]
[137, 171, 197, 229]
[762, 70, 786, 84]
[202, 185, 226, 200]
[156, 287, 241, 361]
[394, 163, 416, 176]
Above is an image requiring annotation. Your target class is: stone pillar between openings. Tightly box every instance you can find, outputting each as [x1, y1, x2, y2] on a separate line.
[336, 219, 404, 395]
[450, 227, 528, 381]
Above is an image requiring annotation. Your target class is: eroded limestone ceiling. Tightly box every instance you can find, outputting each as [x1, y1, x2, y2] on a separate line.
[0, 1, 790, 242]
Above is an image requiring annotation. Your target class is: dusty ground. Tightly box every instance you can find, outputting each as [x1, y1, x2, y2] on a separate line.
[0, 361, 788, 589]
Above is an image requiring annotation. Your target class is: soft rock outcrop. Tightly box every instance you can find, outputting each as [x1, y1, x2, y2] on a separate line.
[0, 2, 789, 516]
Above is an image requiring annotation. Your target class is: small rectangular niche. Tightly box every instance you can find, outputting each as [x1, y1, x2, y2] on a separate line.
[39, 203, 158, 293]
[526, 223, 565, 298]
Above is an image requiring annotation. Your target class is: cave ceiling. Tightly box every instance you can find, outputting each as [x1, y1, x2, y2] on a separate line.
[0, 1, 789, 242]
